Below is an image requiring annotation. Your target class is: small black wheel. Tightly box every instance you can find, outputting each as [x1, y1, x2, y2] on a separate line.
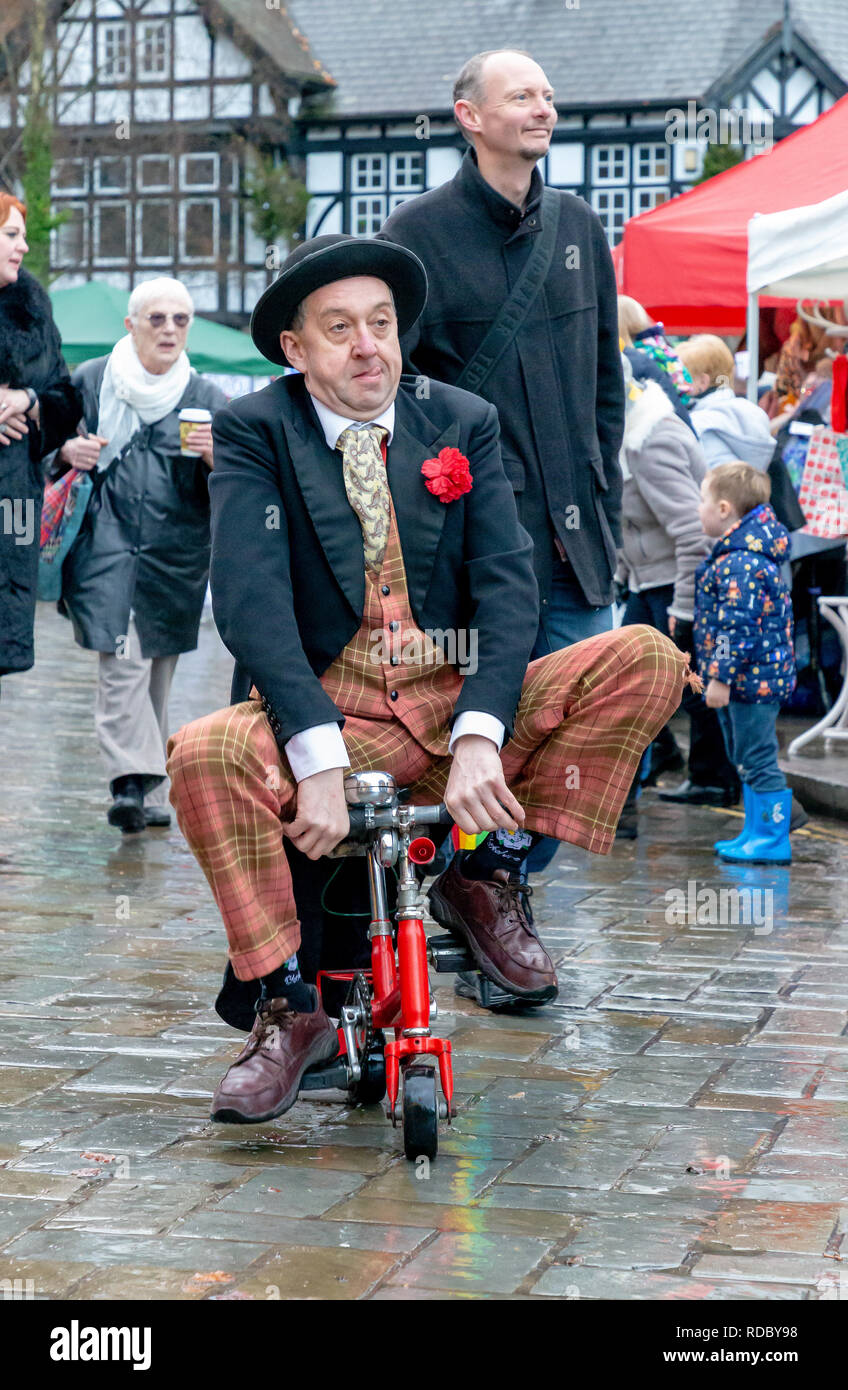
[350, 1033, 387, 1106]
[402, 1064, 439, 1162]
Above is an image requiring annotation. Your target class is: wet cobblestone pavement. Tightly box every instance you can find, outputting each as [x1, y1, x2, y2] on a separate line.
[1, 606, 847, 1301]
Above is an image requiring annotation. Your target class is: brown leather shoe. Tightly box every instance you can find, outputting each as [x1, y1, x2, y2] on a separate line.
[211, 987, 339, 1124]
[428, 859, 558, 1002]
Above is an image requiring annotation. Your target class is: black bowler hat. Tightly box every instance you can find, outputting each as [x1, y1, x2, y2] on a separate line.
[249, 233, 428, 367]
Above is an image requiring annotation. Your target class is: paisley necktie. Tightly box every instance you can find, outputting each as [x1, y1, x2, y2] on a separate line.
[336, 425, 391, 571]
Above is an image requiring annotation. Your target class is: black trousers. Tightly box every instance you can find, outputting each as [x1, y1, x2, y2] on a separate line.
[623, 584, 740, 793]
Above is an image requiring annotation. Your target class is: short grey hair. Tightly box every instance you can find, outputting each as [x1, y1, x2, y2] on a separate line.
[453, 49, 534, 108]
[288, 300, 307, 333]
[128, 276, 194, 322]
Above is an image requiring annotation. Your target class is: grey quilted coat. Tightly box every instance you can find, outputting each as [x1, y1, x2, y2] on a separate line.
[617, 380, 711, 622]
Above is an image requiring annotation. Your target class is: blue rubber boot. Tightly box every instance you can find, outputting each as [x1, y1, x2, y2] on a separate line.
[714, 784, 754, 855]
[716, 789, 792, 864]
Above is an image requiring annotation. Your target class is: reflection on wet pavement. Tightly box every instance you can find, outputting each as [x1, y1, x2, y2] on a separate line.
[1, 609, 847, 1299]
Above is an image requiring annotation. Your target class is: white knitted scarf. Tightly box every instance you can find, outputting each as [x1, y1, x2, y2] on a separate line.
[96, 334, 191, 469]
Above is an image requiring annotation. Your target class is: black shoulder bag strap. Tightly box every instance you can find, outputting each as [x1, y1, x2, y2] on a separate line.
[454, 186, 561, 396]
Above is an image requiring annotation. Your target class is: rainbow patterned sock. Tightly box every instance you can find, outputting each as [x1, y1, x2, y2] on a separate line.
[451, 826, 488, 853]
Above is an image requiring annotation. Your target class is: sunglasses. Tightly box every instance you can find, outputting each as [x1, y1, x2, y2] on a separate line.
[144, 312, 192, 329]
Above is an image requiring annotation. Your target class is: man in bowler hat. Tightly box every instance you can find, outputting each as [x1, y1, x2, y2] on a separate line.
[166, 234, 691, 1125]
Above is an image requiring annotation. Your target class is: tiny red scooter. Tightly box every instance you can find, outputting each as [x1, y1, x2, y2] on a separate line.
[296, 771, 469, 1161]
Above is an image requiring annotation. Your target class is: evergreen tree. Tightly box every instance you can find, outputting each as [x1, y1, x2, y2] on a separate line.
[693, 143, 744, 186]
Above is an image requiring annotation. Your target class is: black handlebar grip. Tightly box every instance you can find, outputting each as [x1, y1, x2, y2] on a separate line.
[344, 804, 373, 842]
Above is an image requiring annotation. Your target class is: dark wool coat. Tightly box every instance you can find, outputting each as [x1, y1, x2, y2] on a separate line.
[0, 268, 81, 674]
[694, 504, 796, 703]
[56, 355, 226, 658]
[379, 150, 624, 608]
[212, 373, 539, 745]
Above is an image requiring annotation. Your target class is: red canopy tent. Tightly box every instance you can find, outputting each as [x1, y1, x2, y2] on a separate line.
[612, 94, 848, 335]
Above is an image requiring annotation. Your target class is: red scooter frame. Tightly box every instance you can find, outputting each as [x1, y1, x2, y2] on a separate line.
[312, 772, 456, 1160]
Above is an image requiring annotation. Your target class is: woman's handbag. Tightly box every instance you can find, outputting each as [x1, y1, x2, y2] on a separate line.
[796, 426, 848, 540]
[37, 467, 94, 600]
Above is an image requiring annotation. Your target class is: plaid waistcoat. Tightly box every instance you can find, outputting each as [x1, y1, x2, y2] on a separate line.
[319, 498, 462, 754]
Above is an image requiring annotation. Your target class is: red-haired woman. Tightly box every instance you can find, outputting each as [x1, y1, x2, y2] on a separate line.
[0, 194, 81, 678]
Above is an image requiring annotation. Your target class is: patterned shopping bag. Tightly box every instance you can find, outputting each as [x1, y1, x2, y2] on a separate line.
[797, 427, 848, 539]
[37, 467, 93, 600]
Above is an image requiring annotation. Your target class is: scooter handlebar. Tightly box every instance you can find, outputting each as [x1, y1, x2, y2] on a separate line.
[345, 802, 452, 842]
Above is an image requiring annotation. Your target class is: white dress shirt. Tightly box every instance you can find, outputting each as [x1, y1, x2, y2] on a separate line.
[283, 392, 505, 781]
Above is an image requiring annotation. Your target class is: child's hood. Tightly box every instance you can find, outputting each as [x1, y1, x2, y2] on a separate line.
[692, 389, 775, 470]
[710, 503, 790, 565]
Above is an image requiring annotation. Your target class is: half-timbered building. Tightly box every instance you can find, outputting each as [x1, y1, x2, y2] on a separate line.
[1, 0, 846, 322]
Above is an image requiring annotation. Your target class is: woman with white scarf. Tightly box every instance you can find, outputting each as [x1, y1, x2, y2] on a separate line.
[52, 278, 226, 834]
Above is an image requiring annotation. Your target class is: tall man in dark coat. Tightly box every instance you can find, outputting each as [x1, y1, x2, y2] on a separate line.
[379, 48, 626, 924]
[165, 234, 689, 1125]
[380, 49, 624, 645]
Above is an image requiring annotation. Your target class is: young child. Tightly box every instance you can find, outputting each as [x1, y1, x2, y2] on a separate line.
[679, 335, 775, 472]
[695, 461, 796, 862]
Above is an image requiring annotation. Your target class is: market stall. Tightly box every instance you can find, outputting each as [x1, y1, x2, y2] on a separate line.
[612, 93, 848, 335]
[746, 187, 848, 398]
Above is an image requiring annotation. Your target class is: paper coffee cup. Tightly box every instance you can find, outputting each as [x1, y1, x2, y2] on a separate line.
[179, 408, 212, 457]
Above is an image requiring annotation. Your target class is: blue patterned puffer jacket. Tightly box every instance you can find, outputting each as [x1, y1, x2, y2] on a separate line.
[694, 503, 796, 703]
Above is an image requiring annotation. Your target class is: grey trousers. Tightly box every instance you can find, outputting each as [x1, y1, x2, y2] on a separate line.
[95, 618, 179, 806]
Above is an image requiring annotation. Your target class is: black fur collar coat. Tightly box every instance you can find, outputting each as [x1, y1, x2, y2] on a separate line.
[0, 267, 81, 674]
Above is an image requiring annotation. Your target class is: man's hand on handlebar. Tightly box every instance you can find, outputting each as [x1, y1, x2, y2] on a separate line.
[444, 733, 524, 837]
[282, 766, 350, 860]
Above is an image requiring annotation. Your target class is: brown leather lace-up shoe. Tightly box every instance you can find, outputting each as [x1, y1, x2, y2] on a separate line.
[428, 859, 558, 1002]
[211, 986, 339, 1125]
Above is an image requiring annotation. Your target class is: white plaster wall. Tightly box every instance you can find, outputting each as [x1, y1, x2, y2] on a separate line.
[425, 146, 461, 188]
[214, 34, 253, 78]
[56, 22, 93, 86]
[173, 14, 213, 80]
[174, 85, 211, 120]
[547, 142, 584, 185]
[95, 89, 130, 123]
[213, 83, 252, 118]
[306, 150, 343, 193]
[133, 88, 171, 122]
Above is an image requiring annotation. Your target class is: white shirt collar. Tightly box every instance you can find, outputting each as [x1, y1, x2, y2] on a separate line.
[309, 393, 395, 451]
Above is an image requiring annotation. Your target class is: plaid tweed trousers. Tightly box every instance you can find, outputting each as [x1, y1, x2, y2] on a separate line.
[167, 623, 688, 981]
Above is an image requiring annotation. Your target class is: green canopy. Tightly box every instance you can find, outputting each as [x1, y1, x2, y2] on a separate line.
[49, 281, 273, 376]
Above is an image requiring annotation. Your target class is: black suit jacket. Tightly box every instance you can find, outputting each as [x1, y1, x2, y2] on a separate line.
[209, 373, 539, 746]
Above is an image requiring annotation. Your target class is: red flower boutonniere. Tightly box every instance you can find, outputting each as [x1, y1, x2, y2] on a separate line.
[421, 447, 473, 503]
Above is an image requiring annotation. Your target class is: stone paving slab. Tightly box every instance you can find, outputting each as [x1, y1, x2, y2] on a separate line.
[226, 1246, 402, 1300]
[384, 1231, 555, 1295]
[2, 1259, 101, 1299]
[559, 1216, 709, 1272]
[213, 1169, 371, 1219]
[171, 1208, 432, 1254]
[327, 1193, 582, 1240]
[531, 1265, 810, 1300]
[692, 1252, 835, 1287]
[43, 1180, 217, 1235]
[705, 1202, 839, 1255]
[3, 608, 848, 1299]
[4, 1227, 270, 1272]
[0, 1200, 63, 1245]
